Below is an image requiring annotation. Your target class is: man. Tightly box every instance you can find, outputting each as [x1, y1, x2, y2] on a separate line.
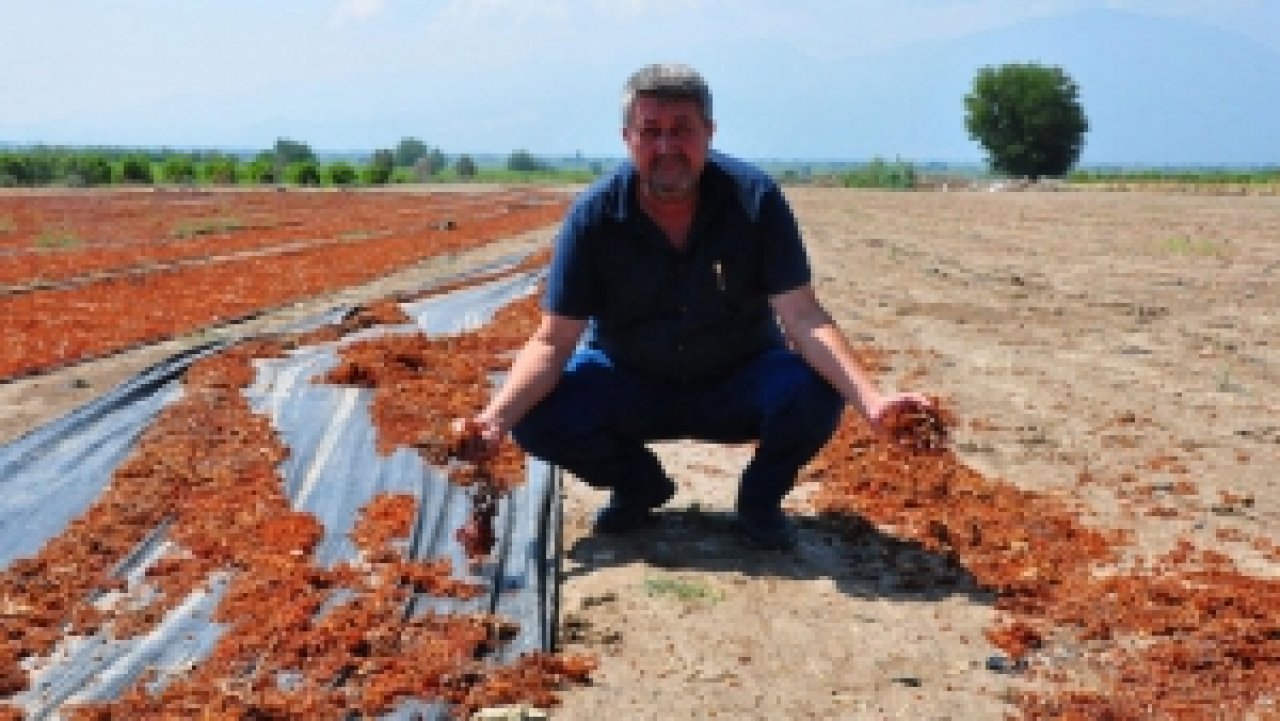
[463, 63, 932, 550]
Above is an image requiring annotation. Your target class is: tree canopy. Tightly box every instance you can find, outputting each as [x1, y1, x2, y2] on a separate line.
[964, 63, 1088, 180]
[394, 137, 428, 167]
[454, 154, 477, 178]
[273, 138, 315, 165]
[506, 150, 545, 173]
[365, 149, 395, 185]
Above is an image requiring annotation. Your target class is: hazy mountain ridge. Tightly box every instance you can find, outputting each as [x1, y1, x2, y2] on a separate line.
[4, 9, 1276, 165]
[704, 8, 1280, 164]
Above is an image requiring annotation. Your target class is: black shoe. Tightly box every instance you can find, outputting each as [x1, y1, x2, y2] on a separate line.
[734, 510, 799, 551]
[591, 477, 676, 535]
[592, 502, 662, 534]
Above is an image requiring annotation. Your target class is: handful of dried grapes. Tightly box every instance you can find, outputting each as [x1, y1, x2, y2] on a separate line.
[879, 398, 953, 453]
[455, 482, 498, 564]
[448, 420, 502, 564]
[447, 418, 498, 463]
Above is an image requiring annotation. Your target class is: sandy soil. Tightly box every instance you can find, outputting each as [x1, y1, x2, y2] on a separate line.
[4, 187, 1279, 719]
[550, 188, 1280, 720]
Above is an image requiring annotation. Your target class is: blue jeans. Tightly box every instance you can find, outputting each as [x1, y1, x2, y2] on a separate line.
[512, 348, 844, 515]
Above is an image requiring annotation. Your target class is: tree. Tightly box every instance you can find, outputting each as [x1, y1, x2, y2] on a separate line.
[365, 149, 395, 185]
[0, 153, 33, 186]
[287, 161, 321, 186]
[270, 138, 314, 182]
[64, 153, 112, 186]
[161, 155, 197, 184]
[410, 148, 447, 181]
[202, 154, 239, 185]
[506, 149, 544, 172]
[455, 154, 477, 179]
[273, 138, 315, 164]
[394, 137, 429, 167]
[327, 161, 358, 186]
[119, 155, 154, 184]
[21, 149, 58, 185]
[964, 63, 1088, 180]
[246, 153, 278, 184]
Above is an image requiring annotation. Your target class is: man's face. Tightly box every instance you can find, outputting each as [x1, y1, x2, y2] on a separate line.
[623, 95, 714, 202]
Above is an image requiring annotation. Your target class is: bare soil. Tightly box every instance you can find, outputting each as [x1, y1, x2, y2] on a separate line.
[551, 188, 1280, 720]
[4, 187, 1278, 719]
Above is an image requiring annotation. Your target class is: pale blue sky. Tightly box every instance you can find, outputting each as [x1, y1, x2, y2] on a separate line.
[2, 1, 1277, 164]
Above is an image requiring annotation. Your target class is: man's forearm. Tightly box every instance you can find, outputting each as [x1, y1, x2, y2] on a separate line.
[478, 337, 573, 434]
[791, 321, 884, 420]
[772, 285, 886, 420]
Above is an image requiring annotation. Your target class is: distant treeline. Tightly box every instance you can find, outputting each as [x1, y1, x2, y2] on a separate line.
[770, 157, 919, 189]
[6, 140, 1274, 190]
[0, 138, 599, 188]
[1069, 167, 1280, 185]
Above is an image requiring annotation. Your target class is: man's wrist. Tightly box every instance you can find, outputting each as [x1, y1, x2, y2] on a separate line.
[475, 409, 511, 438]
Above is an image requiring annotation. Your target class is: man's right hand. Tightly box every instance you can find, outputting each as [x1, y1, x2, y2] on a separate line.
[448, 313, 585, 464]
[449, 417, 504, 462]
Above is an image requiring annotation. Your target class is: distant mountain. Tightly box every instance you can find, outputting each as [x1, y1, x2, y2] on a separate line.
[5, 9, 1274, 166]
[927, 8, 1280, 165]
[185, 8, 1280, 166]
[700, 8, 1280, 165]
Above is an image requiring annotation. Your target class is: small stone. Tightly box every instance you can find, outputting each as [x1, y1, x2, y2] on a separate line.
[985, 655, 1027, 674]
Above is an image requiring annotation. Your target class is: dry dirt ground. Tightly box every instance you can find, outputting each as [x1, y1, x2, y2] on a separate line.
[3, 187, 1278, 719]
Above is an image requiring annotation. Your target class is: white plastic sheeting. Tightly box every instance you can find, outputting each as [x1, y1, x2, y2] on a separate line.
[0, 266, 561, 719]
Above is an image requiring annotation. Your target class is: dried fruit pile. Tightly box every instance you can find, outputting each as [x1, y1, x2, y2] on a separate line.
[879, 397, 953, 454]
[0, 190, 557, 286]
[0, 258, 591, 719]
[0, 190, 566, 380]
[320, 252, 550, 568]
[807, 388, 1280, 718]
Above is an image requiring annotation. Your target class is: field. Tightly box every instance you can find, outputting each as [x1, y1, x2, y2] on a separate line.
[0, 188, 565, 380]
[551, 188, 1280, 719]
[2, 187, 1279, 718]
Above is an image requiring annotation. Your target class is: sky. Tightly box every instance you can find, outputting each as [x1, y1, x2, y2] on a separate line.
[1, 0, 1277, 165]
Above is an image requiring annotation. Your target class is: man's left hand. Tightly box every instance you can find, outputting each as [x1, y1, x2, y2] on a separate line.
[868, 393, 951, 453]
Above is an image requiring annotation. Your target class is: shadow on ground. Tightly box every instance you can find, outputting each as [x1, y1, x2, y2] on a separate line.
[562, 506, 994, 606]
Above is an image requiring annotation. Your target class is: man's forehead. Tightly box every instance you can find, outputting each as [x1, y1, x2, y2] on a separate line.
[630, 96, 703, 121]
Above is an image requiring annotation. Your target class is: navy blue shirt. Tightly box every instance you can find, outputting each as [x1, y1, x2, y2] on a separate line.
[543, 151, 811, 385]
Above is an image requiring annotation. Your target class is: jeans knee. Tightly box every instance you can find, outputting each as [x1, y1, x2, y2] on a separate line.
[509, 350, 612, 460]
[510, 402, 560, 461]
[777, 367, 844, 447]
[807, 380, 844, 436]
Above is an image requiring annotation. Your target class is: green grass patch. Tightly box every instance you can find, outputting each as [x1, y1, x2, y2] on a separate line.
[1217, 367, 1244, 393]
[1163, 236, 1225, 256]
[171, 216, 245, 239]
[643, 575, 723, 605]
[0, 216, 15, 234]
[1070, 167, 1280, 185]
[841, 157, 917, 189]
[34, 228, 81, 249]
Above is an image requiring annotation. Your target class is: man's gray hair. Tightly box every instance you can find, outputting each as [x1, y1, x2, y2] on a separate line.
[621, 63, 713, 126]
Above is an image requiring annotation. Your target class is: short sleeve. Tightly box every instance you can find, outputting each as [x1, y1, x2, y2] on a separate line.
[757, 185, 811, 295]
[542, 200, 597, 319]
